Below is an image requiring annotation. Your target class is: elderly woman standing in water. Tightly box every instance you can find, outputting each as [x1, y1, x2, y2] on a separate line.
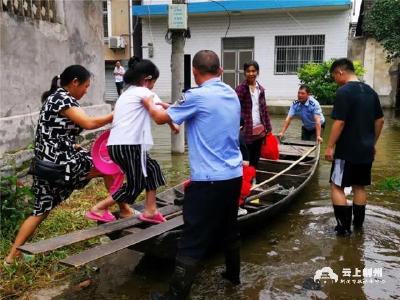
[235, 60, 272, 168]
[4, 65, 123, 265]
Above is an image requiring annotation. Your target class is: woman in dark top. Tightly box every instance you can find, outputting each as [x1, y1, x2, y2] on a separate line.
[235, 60, 272, 167]
[5, 65, 116, 265]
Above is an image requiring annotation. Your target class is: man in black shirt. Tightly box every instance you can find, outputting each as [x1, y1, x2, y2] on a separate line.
[325, 58, 384, 236]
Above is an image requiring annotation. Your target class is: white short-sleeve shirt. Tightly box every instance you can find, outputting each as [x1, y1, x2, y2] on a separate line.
[114, 66, 125, 83]
[107, 86, 162, 146]
[250, 83, 261, 126]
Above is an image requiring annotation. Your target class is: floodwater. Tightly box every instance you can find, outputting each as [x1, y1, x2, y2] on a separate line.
[54, 110, 400, 300]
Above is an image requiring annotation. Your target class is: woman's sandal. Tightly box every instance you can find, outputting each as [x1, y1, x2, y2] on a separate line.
[3, 254, 34, 268]
[119, 207, 141, 219]
[3, 259, 12, 268]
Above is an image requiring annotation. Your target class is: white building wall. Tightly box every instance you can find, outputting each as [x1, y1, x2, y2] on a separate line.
[363, 38, 398, 107]
[142, 9, 350, 102]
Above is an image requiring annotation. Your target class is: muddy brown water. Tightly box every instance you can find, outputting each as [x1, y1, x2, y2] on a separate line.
[52, 111, 399, 300]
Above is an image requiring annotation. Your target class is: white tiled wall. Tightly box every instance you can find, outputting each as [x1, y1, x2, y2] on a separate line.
[141, 9, 350, 102]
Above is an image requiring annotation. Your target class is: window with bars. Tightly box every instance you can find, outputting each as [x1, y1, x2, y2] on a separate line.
[1, 0, 56, 22]
[275, 35, 325, 75]
[103, 1, 109, 38]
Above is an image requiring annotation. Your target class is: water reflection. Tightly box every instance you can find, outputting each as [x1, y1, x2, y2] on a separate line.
[237, 111, 400, 300]
[59, 111, 399, 299]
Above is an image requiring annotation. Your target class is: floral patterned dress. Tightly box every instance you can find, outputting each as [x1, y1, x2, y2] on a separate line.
[32, 88, 93, 215]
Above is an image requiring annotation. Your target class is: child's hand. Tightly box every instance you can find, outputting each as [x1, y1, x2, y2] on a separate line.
[142, 97, 154, 110]
[169, 123, 180, 134]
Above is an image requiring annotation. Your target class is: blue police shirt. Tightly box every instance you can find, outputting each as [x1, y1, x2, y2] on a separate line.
[167, 78, 243, 181]
[288, 96, 325, 130]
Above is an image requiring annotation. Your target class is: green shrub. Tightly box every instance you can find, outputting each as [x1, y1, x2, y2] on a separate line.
[377, 176, 400, 192]
[297, 60, 365, 105]
[0, 176, 34, 240]
[364, 0, 400, 61]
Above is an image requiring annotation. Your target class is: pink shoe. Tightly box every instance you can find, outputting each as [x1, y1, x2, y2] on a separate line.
[85, 209, 116, 223]
[138, 212, 166, 224]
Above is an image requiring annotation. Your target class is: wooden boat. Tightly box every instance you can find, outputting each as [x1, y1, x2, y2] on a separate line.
[19, 139, 319, 266]
[129, 139, 320, 258]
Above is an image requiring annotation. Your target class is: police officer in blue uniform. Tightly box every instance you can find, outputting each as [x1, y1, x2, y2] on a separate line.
[278, 84, 325, 143]
[143, 50, 243, 300]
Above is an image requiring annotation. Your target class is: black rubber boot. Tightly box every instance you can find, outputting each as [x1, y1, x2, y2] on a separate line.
[333, 205, 352, 236]
[151, 256, 198, 300]
[221, 243, 241, 285]
[353, 204, 366, 230]
[345, 205, 353, 234]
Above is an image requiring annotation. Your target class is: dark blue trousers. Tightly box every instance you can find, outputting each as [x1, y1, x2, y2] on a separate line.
[177, 176, 242, 260]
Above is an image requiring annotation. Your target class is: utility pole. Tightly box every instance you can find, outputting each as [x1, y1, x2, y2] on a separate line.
[170, 0, 187, 154]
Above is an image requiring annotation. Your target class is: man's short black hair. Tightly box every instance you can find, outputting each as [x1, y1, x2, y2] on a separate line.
[330, 58, 355, 74]
[192, 50, 220, 75]
[299, 84, 311, 94]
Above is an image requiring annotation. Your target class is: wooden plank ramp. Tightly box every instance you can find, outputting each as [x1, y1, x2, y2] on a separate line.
[18, 205, 181, 255]
[61, 216, 184, 267]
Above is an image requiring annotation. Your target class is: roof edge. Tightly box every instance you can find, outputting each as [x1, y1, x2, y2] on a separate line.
[132, 0, 351, 17]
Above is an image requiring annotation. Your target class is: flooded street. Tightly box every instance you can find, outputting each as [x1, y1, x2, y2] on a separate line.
[54, 110, 399, 300]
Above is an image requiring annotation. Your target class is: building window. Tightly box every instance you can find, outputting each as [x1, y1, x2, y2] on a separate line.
[275, 35, 325, 75]
[103, 1, 108, 38]
[1, 0, 56, 22]
[103, 1, 112, 39]
[222, 37, 254, 89]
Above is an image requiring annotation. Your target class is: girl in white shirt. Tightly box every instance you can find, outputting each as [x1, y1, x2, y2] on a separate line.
[86, 58, 179, 223]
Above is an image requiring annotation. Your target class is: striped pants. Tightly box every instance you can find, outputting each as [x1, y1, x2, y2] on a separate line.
[107, 145, 166, 204]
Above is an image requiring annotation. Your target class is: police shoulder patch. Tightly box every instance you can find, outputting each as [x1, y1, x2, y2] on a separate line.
[174, 93, 186, 106]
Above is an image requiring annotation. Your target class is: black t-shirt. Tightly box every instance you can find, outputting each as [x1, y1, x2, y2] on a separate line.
[332, 81, 383, 163]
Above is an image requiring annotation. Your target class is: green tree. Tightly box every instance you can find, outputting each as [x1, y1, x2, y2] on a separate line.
[297, 60, 364, 105]
[364, 0, 400, 61]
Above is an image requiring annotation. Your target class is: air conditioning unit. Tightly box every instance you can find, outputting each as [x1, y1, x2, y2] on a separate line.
[108, 36, 126, 49]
